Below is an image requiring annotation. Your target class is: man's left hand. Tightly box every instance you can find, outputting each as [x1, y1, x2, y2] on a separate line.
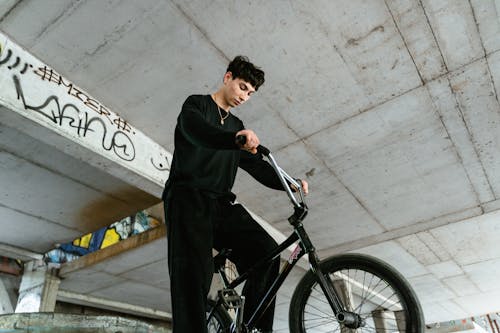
[292, 179, 309, 195]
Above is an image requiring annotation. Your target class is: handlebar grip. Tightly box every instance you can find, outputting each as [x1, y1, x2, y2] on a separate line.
[235, 135, 246, 146]
[235, 135, 271, 156]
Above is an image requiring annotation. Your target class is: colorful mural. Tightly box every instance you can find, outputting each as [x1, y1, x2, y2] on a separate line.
[45, 210, 161, 264]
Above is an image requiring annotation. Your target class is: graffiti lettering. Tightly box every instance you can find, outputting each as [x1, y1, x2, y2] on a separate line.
[13, 75, 136, 161]
[0, 49, 11, 65]
[0, 48, 32, 75]
[33, 65, 129, 129]
[20, 62, 32, 74]
[1, 50, 130, 131]
[113, 117, 132, 133]
[150, 154, 171, 171]
[7, 56, 20, 69]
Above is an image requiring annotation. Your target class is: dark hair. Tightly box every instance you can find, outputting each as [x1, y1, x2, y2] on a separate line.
[226, 55, 265, 91]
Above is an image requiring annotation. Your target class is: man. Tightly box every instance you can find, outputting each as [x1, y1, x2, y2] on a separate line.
[163, 55, 308, 333]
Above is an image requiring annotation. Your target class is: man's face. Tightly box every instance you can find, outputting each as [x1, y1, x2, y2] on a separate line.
[223, 72, 256, 108]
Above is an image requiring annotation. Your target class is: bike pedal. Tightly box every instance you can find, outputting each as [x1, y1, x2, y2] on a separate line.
[218, 288, 243, 309]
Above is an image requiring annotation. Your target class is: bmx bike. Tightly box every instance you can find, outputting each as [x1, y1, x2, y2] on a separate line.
[206, 140, 424, 333]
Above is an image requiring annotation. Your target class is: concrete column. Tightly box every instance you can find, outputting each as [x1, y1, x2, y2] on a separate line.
[15, 260, 60, 313]
[333, 279, 354, 333]
[395, 310, 407, 332]
[372, 308, 408, 333]
[333, 278, 353, 311]
[372, 310, 389, 333]
[0, 278, 14, 314]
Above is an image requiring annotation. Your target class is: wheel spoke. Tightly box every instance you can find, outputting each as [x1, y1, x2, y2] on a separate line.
[290, 255, 422, 333]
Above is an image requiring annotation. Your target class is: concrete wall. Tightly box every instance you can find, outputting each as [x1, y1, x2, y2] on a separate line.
[0, 312, 171, 332]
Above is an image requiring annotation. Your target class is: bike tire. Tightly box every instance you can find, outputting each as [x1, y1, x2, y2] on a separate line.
[207, 300, 232, 333]
[289, 253, 424, 333]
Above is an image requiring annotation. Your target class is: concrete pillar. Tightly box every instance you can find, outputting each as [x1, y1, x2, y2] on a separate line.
[15, 260, 60, 313]
[395, 310, 407, 332]
[333, 278, 353, 311]
[372, 309, 384, 333]
[372, 308, 408, 333]
[0, 278, 14, 314]
[333, 279, 354, 333]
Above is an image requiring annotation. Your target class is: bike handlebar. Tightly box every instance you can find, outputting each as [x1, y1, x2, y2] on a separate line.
[235, 135, 307, 212]
[236, 135, 270, 156]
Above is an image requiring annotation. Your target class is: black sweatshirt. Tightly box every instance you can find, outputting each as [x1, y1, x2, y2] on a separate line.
[163, 94, 284, 200]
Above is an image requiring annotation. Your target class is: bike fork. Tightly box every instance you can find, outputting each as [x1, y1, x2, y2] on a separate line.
[294, 223, 345, 320]
[308, 251, 366, 329]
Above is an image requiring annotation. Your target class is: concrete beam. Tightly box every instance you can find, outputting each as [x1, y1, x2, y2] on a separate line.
[0, 31, 172, 198]
[318, 205, 482, 257]
[426, 320, 476, 333]
[426, 77, 495, 203]
[0, 242, 43, 261]
[57, 290, 172, 321]
[0, 312, 171, 332]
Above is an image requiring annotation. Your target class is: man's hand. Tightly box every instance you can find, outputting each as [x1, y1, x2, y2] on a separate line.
[292, 179, 309, 195]
[236, 129, 260, 154]
[301, 179, 309, 195]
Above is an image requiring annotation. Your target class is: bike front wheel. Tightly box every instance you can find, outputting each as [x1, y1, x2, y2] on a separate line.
[289, 253, 424, 333]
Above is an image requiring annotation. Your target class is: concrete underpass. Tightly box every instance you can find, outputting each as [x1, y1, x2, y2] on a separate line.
[1, 1, 500, 332]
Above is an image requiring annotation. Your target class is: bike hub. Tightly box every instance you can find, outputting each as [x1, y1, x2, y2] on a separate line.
[337, 311, 366, 329]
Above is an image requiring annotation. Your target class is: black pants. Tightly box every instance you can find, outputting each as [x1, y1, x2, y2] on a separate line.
[165, 186, 279, 333]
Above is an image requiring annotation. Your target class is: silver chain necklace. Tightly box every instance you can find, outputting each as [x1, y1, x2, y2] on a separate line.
[217, 105, 229, 125]
[213, 94, 230, 125]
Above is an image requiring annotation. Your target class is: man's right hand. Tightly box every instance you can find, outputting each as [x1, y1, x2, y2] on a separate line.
[236, 129, 260, 154]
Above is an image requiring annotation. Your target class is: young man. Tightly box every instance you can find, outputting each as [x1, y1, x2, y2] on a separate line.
[163, 56, 308, 333]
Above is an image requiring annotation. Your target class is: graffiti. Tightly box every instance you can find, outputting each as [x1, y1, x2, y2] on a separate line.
[45, 211, 161, 263]
[32, 65, 132, 130]
[0, 47, 131, 131]
[150, 154, 171, 171]
[2, 43, 172, 177]
[13, 74, 136, 161]
[0, 48, 33, 75]
[7, 56, 19, 69]
[19, 62, 32, 74]
[113, 116, 133, 133]
[0, 49, 11, 65]
[44, 249, 80, 264]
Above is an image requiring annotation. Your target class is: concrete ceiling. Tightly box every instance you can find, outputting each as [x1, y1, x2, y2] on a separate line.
[1, 0, 500, 330]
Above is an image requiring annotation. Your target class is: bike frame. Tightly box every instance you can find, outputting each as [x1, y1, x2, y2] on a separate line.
[209, 146, 347, 331]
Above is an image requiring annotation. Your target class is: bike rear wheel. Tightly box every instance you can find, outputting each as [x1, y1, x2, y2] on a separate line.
[289, 253, 424, 333]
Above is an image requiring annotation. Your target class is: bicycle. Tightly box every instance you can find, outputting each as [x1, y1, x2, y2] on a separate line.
[206, 140, 425, 333]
